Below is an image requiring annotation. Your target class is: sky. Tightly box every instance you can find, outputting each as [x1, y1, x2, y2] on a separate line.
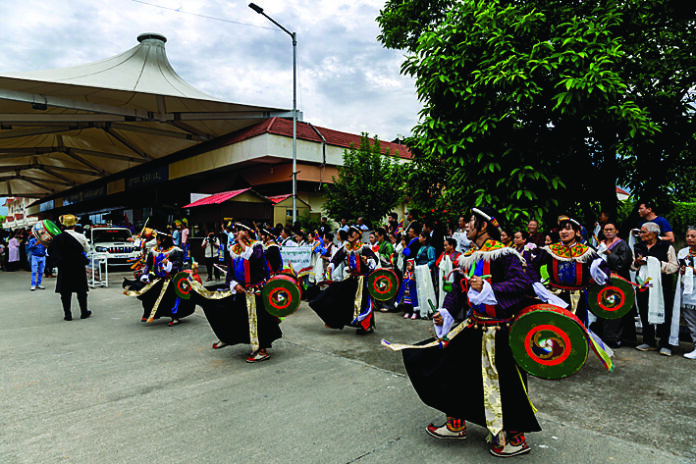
[0, 0, 421, 142]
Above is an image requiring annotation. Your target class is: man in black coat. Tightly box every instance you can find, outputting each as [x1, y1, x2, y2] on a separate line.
[48, 215, 91, 321]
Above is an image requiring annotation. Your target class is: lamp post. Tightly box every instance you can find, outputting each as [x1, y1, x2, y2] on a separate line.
[248, 3, 298, 224]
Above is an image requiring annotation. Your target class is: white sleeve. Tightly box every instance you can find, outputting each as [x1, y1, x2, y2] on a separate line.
[239, 245, 254, 260]
[229, 280, 240, 294]
[434, 308, 455, 339]
[590, 258, 609, 285]
[467, 280, 498, 306]
[532, 282, 569, 308]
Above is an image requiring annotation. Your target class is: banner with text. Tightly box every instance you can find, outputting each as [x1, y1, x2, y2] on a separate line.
[280, 246, 313, 270]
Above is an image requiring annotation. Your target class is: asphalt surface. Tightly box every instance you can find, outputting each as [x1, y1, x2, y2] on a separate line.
[1, 269, 694, 464]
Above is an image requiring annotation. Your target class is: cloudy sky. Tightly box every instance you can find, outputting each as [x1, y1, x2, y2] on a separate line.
[0, 0, 421, 143]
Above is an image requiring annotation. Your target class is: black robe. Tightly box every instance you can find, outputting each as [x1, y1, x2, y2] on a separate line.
[402, 246, 541, 434]
[190, 289, 282, 349]
[48, 231, 89, 294]
[309, 244, 378, 330]
[123, 247, 196, 321]
[196, 242, 282, 349]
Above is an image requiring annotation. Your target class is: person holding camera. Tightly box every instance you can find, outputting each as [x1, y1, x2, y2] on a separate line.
[201, 231, 221, 282]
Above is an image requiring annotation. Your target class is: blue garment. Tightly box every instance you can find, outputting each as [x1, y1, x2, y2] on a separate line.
[639, 216, 673, 235]
[26, 237, 47, 257]
[415, 244, 436, 268]
[172, 230, 181, 246]
[402, 237, 419, 258]
[31, 254, 46, 287]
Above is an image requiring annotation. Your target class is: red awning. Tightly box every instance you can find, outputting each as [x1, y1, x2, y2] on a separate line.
[182, 188, 252, 208]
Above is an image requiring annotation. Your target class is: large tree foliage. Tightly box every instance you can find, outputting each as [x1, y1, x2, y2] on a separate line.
[378, 0, 696, 227]
[322, 134, 404, 226]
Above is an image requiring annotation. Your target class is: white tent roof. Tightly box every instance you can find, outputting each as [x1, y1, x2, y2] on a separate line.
[0, 33, 291, 198]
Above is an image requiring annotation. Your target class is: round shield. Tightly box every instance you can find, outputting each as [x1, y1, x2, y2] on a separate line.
[172, 272, 193, 300]
[367, 268, 400, 301]
[262, 275, 301, 317]
[32, 219, 62, 246]
[509, 304, 589, 380]
[278, 267, 300, 284]
[588, 274, 635, 320]
[44, 219, 62, 237]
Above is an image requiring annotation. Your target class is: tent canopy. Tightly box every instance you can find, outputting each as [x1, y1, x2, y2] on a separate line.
[0, 33, 291, 198]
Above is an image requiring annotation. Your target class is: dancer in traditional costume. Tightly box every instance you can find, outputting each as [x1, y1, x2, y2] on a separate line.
[384, 207, 540, 457]
[122, 231, 196, 326]
[190, 221, 282, 363]
[309, 226, 379, 334]
[526, 216, 611, 327]
[261, 226, 283, 276]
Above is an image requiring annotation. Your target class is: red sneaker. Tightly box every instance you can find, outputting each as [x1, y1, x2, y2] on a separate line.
[246, 349, 271, 363]
[425, 418, 466, 440]
[212, 341, 229, 350]
[490, 433, 530, 457]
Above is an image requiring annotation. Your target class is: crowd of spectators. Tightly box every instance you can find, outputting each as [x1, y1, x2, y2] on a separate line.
[4, 199, 695, 359]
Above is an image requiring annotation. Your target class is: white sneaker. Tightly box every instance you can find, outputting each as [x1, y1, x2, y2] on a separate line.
[659, 347, 672, 357]
[30, 286, 36, 291]
[683, 349, 696, 359]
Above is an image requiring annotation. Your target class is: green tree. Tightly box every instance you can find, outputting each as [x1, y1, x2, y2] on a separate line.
[378, 0, 696, 227]
[323, 134, 404, 227]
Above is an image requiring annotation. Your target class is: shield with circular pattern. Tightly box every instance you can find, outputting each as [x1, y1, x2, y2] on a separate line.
[367, 268, 399, 301]
[509, 304, 589, 380]
[172, 272, 193, 300]
[588, 274, 635, 320]
[262, 275, 302, 317]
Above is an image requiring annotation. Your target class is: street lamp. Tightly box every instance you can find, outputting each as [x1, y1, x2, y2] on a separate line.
[248, 3, 298, 224]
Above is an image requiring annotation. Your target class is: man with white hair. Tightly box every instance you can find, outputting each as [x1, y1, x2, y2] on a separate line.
[632, 221, 679, 355]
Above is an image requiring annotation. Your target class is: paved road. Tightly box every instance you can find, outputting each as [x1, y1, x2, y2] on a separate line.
[1, 270, 694, 463]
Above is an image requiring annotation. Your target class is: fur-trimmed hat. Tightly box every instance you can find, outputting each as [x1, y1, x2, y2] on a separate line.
[471, 207, 501, 229]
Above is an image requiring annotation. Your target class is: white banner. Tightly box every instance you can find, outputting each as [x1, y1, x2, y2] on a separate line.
[280, 246, 313, 270]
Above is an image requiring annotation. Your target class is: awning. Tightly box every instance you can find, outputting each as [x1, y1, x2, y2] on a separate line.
[0, 33, 291, 199]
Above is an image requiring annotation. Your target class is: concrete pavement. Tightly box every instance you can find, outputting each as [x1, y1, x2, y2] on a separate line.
[1, 269, 694, 463]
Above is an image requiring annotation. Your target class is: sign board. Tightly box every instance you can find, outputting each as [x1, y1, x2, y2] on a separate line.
[280, 246, 313, 270]
[125, 166, 168, 190]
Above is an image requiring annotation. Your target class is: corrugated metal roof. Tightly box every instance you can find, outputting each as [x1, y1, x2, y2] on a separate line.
[182, 188, 252, 208]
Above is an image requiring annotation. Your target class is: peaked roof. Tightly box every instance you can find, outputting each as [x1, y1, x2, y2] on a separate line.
[218, 117, 411, 159]
[2, 33, 219, 100]
[182, 188, 273, 208]
[267, 194, 292, 204]
[267, 194, 311, 208]
[0, 33, 289, 198]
